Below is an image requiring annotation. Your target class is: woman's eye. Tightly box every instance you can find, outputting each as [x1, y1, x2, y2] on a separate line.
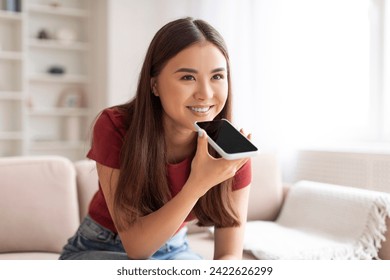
[212, 74, 224, 80]
[181, 75, 195, 81]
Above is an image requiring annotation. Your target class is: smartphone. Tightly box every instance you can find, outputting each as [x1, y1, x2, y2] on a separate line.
[194, 119, 258, 160]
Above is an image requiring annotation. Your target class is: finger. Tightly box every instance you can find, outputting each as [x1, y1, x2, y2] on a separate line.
[196, 129, 209, 156]
[239, 128, 252, 139]
[247, 133, 252, 140]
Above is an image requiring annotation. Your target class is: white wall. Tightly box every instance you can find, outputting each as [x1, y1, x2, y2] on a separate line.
[89, 0, 109, 114]
[107, 0, 154, 106]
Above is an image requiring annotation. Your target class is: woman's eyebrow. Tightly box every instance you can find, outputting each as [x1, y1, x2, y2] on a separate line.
[211, 67, 226, 73]
[174, 67, 226, 74]
[174, 68, 198, 73]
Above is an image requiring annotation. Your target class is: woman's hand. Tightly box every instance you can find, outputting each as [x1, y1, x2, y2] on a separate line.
[185, 129, 251, 198]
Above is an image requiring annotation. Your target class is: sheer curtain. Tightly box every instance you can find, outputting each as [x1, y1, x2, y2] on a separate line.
[385, 0, 390, 140]
[277, 0, 371, 146]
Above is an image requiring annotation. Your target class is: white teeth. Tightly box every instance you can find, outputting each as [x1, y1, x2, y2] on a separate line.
[189, 107, 211, 113]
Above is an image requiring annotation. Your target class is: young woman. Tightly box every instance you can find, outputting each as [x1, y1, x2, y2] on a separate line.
[59, 17, 252, 260]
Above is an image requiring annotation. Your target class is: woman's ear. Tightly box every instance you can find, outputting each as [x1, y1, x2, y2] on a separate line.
[150, 78, 158, 96]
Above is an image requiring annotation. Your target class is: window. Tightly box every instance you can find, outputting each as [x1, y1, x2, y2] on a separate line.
[275, 0, 388, 147]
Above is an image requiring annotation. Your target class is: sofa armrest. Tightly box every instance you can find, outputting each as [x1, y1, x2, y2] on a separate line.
[0, 156, 80, 255]
[277, 181, 390, 260]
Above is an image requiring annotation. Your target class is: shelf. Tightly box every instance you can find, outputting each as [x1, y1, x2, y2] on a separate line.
[29, 38, 89, 51]
[0, 131, 23, 140]
[29, 73, 88, 84]
[28, 107, 89, 116]
[0, 10, 22, 21]
[27, 4, 89, 18]
[0, 51, 23, 60]
[29, 140, 85, 151]
[0, 0, 92, 161]
[0, 91, 23, 100]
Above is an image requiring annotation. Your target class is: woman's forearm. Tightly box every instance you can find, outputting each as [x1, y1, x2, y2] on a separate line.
[119, 182, 200, 259]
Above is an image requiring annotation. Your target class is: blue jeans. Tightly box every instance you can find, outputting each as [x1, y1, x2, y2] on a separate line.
[59, 215, 202, 260]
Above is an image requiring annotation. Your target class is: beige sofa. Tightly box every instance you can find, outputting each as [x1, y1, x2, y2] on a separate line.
[0, 155, 389, 260]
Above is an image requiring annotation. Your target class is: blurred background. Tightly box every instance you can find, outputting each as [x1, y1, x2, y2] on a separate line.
[0, 0, 389, 189]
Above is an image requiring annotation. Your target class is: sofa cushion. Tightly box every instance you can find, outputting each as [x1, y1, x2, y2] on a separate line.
[187, 230, 256, 260]
[0, 252, 59, 260]
[0, 156, 80, 255]
[74, 160, 99, 221]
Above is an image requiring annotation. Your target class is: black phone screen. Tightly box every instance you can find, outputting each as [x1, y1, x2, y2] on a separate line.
[196, 120, 258, 154]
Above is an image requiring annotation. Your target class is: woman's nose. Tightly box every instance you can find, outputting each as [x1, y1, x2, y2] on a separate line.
[194, 80, 213, 100]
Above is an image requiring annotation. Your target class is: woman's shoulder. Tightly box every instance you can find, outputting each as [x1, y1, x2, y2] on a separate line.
[99, 107, 125, 124]
[95, 107, 127, 134]
[87, 107, 128, 168]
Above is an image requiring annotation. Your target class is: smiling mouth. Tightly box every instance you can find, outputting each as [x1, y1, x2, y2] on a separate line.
[187, 106, 214, 113]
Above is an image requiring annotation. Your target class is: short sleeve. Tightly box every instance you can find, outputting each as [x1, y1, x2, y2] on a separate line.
[232, 159, 252, 191]
[87, 108, 125, 169]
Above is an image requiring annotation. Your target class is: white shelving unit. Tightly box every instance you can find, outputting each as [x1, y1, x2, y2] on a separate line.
[0, 1, 24, 157]
[0, 0, 93, 161]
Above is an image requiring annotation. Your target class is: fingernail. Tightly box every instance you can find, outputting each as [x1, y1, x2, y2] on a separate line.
[198, 130, 203, 137]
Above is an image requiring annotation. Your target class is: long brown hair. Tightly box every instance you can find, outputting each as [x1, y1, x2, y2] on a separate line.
[112, 17, 239, 230]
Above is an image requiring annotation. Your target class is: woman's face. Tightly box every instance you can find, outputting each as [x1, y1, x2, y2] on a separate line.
[152, 41, 228, 133]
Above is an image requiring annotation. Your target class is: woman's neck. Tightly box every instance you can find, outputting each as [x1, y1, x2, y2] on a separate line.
[164, 123, 197, 164]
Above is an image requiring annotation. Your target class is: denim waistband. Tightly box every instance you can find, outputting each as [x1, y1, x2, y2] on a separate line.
[81, 215, 122, 244]
[83, 215, 188, 246]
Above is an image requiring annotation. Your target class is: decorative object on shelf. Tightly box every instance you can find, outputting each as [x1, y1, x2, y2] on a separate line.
[48, 65, 66, 75]
[37, 29, 51, 40]
[49, 1, 62, 8]
[57, 87, 86, 108]
[56, 28, 77, 45]
[5, 0, 21, 12]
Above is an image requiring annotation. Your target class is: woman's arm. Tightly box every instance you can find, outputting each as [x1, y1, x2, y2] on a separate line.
[213, 184, 251, 260]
